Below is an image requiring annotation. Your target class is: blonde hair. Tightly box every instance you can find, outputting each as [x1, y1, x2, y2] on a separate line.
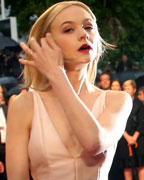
[24, 1, 112, 91]
[123, 80, 136, 89]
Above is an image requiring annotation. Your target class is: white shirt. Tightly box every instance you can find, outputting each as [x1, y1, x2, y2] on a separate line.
[0, 106, 6, 143]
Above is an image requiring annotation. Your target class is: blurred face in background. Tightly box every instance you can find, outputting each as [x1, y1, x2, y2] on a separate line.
[122, 55, 128, 63]
[99, 74, 111, 90]
[110, 80, 121, 91]
[0, 86, 3, 100]
[0, 85, 4, 104]
[137, 90, 144, 103]
[123, 85, 136, 99]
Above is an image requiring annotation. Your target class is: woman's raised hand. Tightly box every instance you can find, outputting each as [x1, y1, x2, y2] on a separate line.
[19, 33, 64, 77]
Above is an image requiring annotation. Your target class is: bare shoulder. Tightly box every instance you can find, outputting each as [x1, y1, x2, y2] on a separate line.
[89, 84, 103, 95]
[106, 90, 132, 113]
[8, 91, 33, 112]
[7, 92, 34, 128]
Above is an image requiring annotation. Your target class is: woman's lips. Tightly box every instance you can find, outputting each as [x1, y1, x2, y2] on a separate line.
[78, 44, 92, 53]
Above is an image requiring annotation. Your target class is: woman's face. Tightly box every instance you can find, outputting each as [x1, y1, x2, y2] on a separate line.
[123, 85, 136, 97]
[50, 5, 98, 65]
[111, 81, 121, 91]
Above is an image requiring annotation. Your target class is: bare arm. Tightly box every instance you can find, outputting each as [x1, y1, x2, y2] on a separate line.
[19, 34, 132, 155]
[6, 92, 33, 180]
[49, 72, 132, 154]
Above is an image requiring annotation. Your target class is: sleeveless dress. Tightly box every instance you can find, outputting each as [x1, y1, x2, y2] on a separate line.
[28, 90, 116, 180]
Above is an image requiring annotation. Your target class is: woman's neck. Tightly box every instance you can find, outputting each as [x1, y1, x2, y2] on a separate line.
[65, 65, 88, 95]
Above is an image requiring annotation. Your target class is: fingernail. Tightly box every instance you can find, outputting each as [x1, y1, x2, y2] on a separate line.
[46, 32, 51, 36]
[31, 37, 35, 41]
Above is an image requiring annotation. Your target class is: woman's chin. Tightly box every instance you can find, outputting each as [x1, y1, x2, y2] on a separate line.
[82, 57, 95, 64]
[64, 55, 96, 67]
[82, 53, 97, 63]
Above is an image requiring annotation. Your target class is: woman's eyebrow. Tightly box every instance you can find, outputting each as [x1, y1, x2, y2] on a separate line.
[83, 18, 93, 23]
[60, 21, 73, 27]
[60, 18, 94, 27]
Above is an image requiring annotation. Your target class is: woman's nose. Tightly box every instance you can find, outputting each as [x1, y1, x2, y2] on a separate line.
[78, 27, 89, 40]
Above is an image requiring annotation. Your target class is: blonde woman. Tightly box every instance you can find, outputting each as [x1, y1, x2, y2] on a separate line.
[6, 1, 132, 180]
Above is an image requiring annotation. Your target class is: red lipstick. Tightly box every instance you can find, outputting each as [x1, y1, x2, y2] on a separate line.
[78, 44, 92, 53]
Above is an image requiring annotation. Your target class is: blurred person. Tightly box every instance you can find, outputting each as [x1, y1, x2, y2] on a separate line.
[0, 85, 7, 180]
[110, 79, 122, 91]
[137, 86, 144, 104]
[113, 60, 119, 73]
[109, 79, 123, 180]
[104, 62, 112, 74]
[0, 50, 8, 77]
[6, 1, 132, 180]
[116, 80, 144, 180]
[116, 55, 132, 72]
[132, 62, 139, 71]
[99, 73, 111, 90]
[6, 50, 22, 79]
[0, 51, 5, 77]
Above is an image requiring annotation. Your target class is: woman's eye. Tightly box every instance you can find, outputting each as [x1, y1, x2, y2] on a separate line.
[85, 26, 93, 30]
[64, 28, 74, 33]
[84, 26, 93, 30]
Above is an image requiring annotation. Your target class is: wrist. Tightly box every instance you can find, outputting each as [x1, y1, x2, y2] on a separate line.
[133, 131, 140, 141]
[47, 66, 67, 87]
[46, 66, 65, 81]
[123, 131, 129, 138]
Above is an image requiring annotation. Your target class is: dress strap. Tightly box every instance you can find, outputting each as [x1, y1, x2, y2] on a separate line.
[92, 90, 109, 118]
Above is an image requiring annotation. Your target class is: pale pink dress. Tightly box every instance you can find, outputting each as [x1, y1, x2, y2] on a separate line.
[28, 90, 116, 180]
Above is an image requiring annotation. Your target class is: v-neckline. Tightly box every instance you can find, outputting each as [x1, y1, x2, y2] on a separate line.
[36, 90, 105, 115]
[33, 90, 106, 157]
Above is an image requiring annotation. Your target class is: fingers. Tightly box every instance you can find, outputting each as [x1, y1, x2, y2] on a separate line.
[20, 33, 58, 57]
[46, 33, 59, 49]
[29, 34, 58, 52]
[19, 42, 33, 56]
[40, 37, 51, 51]
[19, 42, 36, 67]
[29, 37, 41, 52]
[19, 58, 36, 68]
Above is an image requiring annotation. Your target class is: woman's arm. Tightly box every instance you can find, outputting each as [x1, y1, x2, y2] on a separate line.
[6, 92, 33, 180]
[19, 35, 132, 155]
[49, 72, 132, 154]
